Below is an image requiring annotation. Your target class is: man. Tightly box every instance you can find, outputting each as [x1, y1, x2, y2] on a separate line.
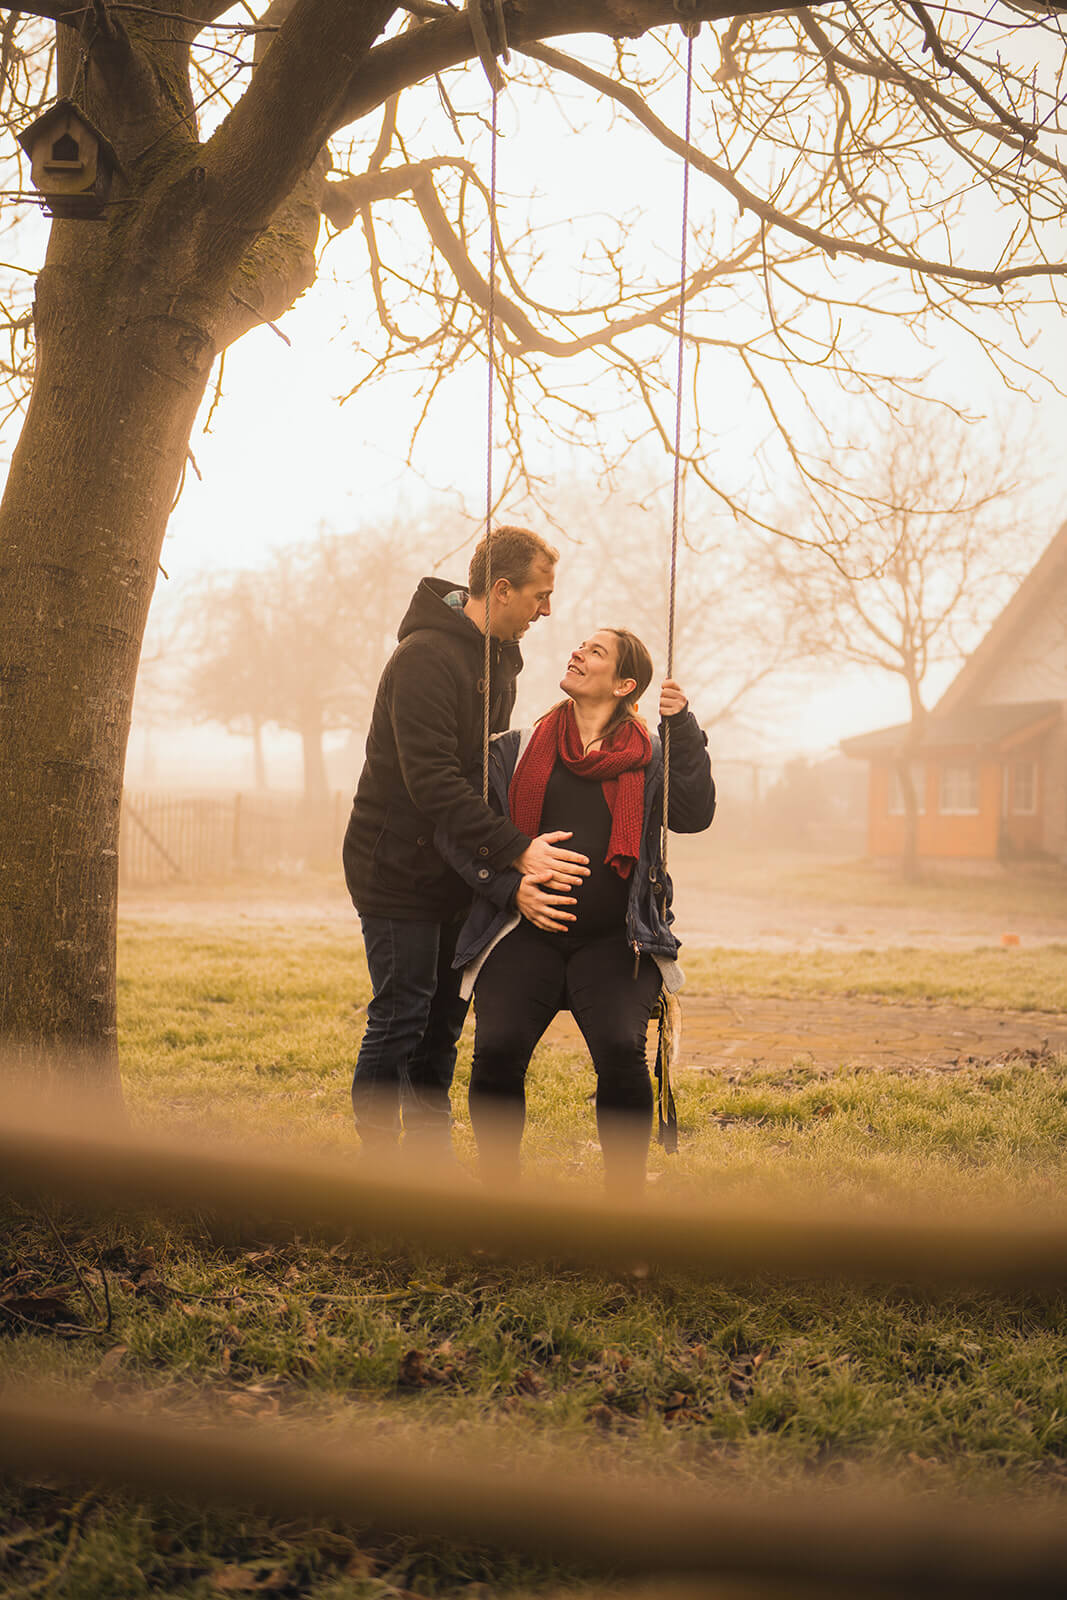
[343, 525, 588, 1157]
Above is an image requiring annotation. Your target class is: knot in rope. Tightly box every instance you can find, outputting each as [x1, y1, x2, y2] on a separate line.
[673, 0, 702, 40]
[467, 0, 510, 92]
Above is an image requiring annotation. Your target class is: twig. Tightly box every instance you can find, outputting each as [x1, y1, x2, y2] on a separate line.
[96, 1255, 113, 1335]
[35, 1198, 102, 1324]
[3, 1489, 97, 1600]
[203, 348, 226, 433]
[0, 1522, 62, 1558]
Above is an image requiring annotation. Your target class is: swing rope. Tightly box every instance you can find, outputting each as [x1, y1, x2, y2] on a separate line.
[482, 75, 499, 804]
[469, 0, 509, 802]
[661, 19, 696, 877]
[656, 13, 698, 1155]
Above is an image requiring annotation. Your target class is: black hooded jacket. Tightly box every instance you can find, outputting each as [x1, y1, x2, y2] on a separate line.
[343, 577, 531, 920]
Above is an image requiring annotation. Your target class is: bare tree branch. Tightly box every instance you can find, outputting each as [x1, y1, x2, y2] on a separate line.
[520, 39, 1067, 289]
[198, 0, 397, 254]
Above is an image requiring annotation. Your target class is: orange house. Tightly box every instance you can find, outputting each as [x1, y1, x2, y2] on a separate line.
[841, 523, 1067, 863]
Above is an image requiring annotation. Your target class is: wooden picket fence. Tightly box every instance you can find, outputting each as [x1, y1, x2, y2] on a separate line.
[119, 790, 348, 885]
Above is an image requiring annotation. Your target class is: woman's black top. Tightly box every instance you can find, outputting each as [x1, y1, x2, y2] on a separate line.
[538, 763, 630, 938]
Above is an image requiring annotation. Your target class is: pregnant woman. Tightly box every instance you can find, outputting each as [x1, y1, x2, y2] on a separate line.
[446, 626, 715, 1195]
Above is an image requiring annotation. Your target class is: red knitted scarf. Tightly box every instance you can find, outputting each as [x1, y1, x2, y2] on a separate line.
[509, 702, 652, 880]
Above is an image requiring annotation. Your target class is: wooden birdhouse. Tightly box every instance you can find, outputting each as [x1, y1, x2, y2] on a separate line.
[18, 99, 120, 220]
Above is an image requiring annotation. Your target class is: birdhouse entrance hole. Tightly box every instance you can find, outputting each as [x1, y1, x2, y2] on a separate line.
[48, 133, 81, 166]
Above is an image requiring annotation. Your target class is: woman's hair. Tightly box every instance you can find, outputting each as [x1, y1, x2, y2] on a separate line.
[600, 627, 654, 738]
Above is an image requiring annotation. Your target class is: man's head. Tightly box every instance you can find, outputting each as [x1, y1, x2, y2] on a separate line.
[468, 525, 559, 642]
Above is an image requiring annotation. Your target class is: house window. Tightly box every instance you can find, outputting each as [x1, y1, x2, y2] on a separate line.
[939, 764, 980, 815]
[1012, 761, 1037, 815]
[888, 763, 925, 815]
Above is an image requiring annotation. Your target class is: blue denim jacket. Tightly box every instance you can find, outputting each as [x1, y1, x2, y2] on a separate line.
[436, 709, 715, 994]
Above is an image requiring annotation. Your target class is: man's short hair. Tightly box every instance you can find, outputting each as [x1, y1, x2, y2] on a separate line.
[468, 525, 559, 598]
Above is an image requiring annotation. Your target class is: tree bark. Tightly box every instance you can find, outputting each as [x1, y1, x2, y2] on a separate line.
[0, 249, 214, 1094]
[901, 768, 922, 884]
[900, 695, 928, 884]
[252, 720, 269, 792]
[299, 707, 328, 816]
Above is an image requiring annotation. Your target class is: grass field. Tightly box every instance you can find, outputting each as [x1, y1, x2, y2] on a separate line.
[666, 837, 1067, 916]
[683, 944, 1067, 1011]
[2, 923, 1065, 1598]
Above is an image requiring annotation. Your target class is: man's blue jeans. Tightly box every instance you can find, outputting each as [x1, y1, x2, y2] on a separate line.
[352, 913, 470, 1148]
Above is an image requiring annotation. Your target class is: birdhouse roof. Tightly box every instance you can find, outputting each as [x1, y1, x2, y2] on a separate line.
[18, 97, 120, 171]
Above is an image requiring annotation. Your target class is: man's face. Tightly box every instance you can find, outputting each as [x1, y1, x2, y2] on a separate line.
[489, 558, 555, 641]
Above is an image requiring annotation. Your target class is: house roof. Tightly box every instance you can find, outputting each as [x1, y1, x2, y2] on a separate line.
[935, 518, 1067, 716]
[840, 700, 1061, 760]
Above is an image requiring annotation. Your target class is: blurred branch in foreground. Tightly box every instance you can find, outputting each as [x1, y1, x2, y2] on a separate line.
[1, 1389, 1065, 1595]
[1, 1096, 1064, 1289]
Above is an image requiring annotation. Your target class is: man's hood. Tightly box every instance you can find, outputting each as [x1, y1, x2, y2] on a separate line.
[397, 577, 478, 647]
[397, 577, 522, 673]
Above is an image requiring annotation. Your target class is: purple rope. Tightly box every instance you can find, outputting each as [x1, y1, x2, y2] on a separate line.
[483, 80, 498, 804]
[663, 29, 695, 872]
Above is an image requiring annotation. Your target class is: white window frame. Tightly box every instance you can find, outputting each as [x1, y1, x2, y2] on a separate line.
[888, 763, 926, 816]
[939, 764, 980, 815]
[1011, 760, 1037, 816]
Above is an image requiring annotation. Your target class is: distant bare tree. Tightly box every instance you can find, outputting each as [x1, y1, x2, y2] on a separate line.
[181, 524, 442, 808]
[127, 582, 187, 788]
[517, 484, 805, 743]
[183, 572, 278, 791]
[769, 416, 1033, 877]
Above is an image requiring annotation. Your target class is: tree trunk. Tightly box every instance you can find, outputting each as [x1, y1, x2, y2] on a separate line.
[0, 5, 365, 1101]
[252, 720, 269, 791]
[900, 696, 928, 884]
[901, 780, 922, 884]
[299, 708, 328, 816]
[0, 258, 214, 1094]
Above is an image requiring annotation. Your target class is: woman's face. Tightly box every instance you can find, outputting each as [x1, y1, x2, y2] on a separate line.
[560, 630, 636, 705]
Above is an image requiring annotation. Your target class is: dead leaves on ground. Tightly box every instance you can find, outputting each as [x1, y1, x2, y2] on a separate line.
[4, 1219, 783, 1441]
[0, 1488, 98, 1595]
[583, 1340, 776, 1431]
[397, 1339, 475, 1392]
[197, 1525, 398, 1598]
[0, 1289, 77, 1326]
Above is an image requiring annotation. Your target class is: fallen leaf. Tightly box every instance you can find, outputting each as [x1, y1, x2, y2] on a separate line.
[210, 1565, 261, 1591]
[665, 1405, 698, 1426]
[210, 1564, 288, 1593]
[0, 1292, 75, 1324]
[97, 1343, 129, 1376]
[398, 1349, 427, 1388]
